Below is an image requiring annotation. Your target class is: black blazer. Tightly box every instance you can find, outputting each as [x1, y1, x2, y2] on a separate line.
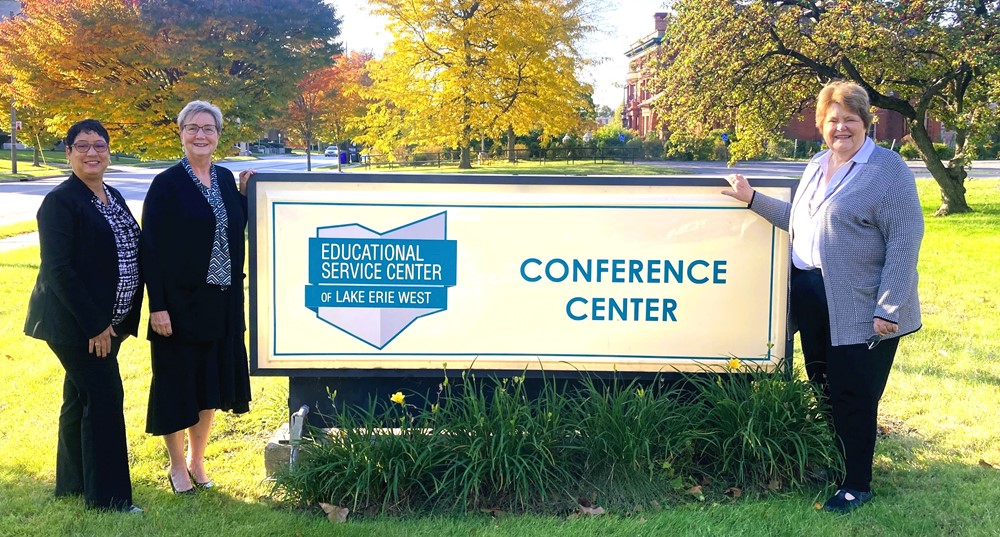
[24, 175, 143, 345]
[141, 162, 247, 342]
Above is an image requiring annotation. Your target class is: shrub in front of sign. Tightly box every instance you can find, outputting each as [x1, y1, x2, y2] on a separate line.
[271, 366, 840, 516]
[684, 365, 843, 491]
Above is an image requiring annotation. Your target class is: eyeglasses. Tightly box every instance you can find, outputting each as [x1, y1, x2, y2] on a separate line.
[71, 141, 109, 153]
[182, 124, 219, 135]
[866, 334, 882, 350]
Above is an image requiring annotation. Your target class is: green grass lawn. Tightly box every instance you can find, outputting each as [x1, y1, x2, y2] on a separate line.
[0, 179, 997, 536]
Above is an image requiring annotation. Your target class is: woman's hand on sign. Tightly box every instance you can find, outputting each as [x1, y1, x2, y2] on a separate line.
[722, 174, 755, 204]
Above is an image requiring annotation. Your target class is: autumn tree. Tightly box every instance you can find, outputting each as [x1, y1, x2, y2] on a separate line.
[652, 0, 1000, 215]
[283, 51, 372, 171]
[361, 0, 597, 168]
[0, 0, 342, 159]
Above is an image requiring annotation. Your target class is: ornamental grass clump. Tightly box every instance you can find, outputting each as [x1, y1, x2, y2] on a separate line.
[573, 376, 700, 489]
[273, 366, 841, 516]
[273, 390, 451, 512]
[686, 365, 843, 490]
[432, 372, 579, 511]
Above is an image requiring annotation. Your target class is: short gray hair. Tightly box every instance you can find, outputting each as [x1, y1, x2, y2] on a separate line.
[177, 100, 223, 133]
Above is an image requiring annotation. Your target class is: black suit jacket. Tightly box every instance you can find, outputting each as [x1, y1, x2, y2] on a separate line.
[140, 162, 247, 342]
[24, 175, 143, 345]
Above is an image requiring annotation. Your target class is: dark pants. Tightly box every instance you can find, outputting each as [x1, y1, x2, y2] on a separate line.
[791, 267, 898, 492]
[48, 337, 133, 510]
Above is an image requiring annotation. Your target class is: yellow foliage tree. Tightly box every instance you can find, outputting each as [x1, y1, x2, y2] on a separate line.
[360, 0, 597, 168]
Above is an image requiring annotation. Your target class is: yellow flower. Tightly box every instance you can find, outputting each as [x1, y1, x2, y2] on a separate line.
[390, 391, 405, 405]
[727, 357, 742, 371]
[636, 387, 646, 398]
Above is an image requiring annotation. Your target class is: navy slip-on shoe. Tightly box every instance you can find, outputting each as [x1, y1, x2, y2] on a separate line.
[822, 488, 873, 513]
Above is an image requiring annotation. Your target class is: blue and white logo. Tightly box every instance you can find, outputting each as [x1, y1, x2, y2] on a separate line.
[304, 212, 457, 349]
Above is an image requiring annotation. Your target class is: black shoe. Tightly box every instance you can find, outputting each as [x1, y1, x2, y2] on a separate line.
[822, 488, 873, 513]
[168, 472, 195, 495]
[188, 471, 214, 490]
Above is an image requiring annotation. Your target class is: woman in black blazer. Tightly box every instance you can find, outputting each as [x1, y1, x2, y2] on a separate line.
[24, 119, 143, 513]
[141, 101, 253, 494]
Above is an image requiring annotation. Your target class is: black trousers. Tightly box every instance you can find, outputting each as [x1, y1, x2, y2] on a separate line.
[791, 267, 898, 492]
[48, 337, 133, 510]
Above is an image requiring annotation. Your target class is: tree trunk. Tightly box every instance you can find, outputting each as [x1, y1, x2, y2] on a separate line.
[33, 145, 40, 166]
[506, 126, 516, 163]
[908, 120, 971, 216]
[306, 134, 313, 172]
[459, 145, 472, 169]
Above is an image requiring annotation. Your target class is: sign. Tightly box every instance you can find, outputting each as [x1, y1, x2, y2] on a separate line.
[619, 133, 626, 143]
[14, 121, 21, 131]
[250, 174, 796, 376]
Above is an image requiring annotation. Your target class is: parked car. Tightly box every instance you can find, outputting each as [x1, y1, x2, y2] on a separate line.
[324, 146, 339, 157]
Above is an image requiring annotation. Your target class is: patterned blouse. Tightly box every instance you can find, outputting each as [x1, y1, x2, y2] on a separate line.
[90, 185, 140, 326]
[181, 157, 232, 286]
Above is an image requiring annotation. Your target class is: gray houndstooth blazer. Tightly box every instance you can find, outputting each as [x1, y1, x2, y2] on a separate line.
[749, 145, 924, 346]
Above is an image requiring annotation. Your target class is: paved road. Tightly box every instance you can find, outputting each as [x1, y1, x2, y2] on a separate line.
[2, 155, 998, 251]
[0, 154, 325, 227]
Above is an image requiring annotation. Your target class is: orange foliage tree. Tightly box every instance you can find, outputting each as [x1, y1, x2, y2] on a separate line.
[0, 0, 342, 159]
[282, 51, 373, 170]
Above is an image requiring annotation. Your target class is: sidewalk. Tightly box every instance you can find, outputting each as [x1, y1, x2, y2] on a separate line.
[0, 231, 38, 253]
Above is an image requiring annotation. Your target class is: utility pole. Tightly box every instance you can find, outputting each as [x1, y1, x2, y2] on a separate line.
[9, 98, 16, 174]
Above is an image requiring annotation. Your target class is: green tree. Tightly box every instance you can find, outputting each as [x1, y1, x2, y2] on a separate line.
[360, 0, 598, 168]
[652, 0, 1000, 215]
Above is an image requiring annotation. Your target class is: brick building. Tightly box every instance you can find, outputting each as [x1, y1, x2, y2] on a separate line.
[783, 106, 942, 145]
[622, 13, 667, 137]
[623, 12, 942, 145]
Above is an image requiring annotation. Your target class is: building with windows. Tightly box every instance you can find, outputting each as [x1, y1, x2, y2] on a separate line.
[622, 13, 667, 138]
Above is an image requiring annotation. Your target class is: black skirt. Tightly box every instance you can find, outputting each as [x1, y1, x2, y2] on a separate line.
[145, 287, 251, 436]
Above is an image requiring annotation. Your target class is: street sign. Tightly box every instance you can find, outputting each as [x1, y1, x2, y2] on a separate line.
[14, 121, 21, 131]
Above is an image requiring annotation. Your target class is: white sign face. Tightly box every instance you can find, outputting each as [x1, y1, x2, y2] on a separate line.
[251, 175, 792, 374]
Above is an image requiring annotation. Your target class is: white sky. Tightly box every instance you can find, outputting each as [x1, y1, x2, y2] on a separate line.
[326, 0, 671, 109]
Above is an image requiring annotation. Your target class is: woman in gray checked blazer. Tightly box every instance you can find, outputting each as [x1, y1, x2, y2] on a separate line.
[723, 81, 923, 514]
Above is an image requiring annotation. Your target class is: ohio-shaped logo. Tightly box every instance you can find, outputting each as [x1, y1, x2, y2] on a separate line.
[304, 212, 457, 349]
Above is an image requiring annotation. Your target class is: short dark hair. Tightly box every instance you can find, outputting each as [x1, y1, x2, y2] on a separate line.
[64, 119, 110, 148]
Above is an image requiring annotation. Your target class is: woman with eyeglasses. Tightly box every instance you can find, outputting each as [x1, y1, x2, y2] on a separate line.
[723, 81, 924, 514]
[25, 119, 143, 513]
[141, 101, 253, 494]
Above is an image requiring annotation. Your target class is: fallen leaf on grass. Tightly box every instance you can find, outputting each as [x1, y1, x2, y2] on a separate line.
[579, 504, 605, 516]
[979, 459, 996, 470]
[687, 485, 705, 501]
[813, 502, 823, 510]
[319, 502, 349, 523]
[723, 487, 742, 499]
[767, 479, 782, 492]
